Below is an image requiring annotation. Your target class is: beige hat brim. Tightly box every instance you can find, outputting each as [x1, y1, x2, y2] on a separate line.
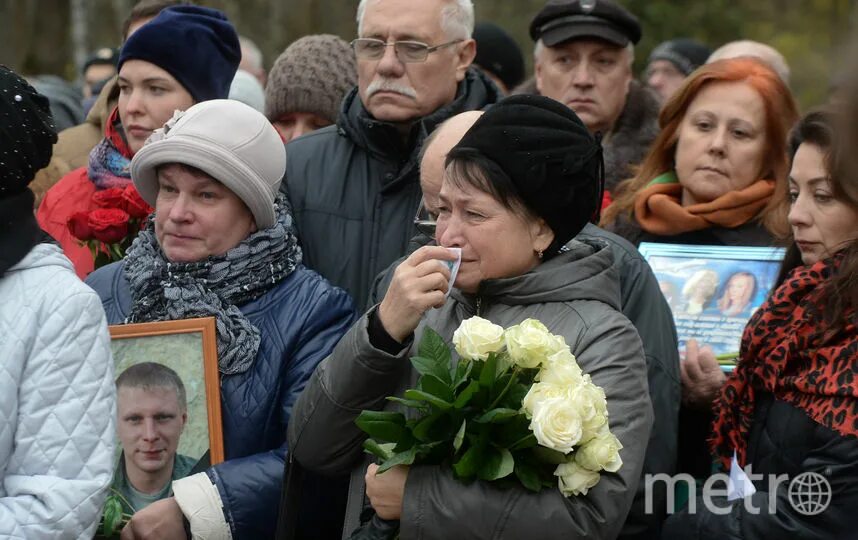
[131, 135, 276, 229]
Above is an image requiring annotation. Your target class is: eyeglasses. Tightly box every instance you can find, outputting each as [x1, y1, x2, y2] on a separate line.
[413, 198, 437, 238]
[351, 38, 463, 63]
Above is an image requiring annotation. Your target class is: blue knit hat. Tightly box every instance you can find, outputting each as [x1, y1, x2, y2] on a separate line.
[118, 5, 240, 103]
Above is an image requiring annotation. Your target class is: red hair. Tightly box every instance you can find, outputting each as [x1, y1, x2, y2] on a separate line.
[602, 57, 799, 237]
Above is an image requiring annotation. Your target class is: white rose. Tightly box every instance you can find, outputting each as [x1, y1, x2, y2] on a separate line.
[537, 348, 583, 386]
[522, 382, 568, 417]
[571, 376, 609, 442]
[452, 316, 505, 360]
[528, 396, 583, 453]
[504, 319, 565, 369]
[555, 460, 602, 497]
[575, 431, 623, 473]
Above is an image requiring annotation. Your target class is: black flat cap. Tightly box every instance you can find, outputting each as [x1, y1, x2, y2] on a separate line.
[448, 94, 603, 255]
[529, 0, 642, 48]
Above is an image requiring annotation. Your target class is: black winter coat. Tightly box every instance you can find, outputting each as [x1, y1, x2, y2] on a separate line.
[662, 393, 858, 539]
[282, 69, 501, 308]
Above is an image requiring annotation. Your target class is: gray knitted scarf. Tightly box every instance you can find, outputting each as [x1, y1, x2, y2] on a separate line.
[124, 194, 302, 375]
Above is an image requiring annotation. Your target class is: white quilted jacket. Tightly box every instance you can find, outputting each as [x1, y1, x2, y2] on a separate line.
[0, 243, 115, 539]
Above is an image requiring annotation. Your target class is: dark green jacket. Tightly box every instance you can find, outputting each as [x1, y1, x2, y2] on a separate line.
[111, 453, 197, 515]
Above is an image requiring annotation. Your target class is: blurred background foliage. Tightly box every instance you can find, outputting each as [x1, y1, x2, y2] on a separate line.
[0, 0, 855, 109]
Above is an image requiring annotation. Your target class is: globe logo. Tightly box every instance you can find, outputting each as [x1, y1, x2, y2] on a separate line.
[788, 472, 832, 516]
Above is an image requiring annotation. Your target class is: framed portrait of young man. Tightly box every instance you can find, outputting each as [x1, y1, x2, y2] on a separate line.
[101, 316, 222, 530]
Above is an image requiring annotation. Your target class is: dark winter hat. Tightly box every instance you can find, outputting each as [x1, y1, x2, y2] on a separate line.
[473, 22, 526, 91]
[118, 5, 241, 103]
[264, 34, 357, 124]
[648, 39, 711, 76]
[448, 94, 603, 254]
[530, 0, 642, 47]
[0, 65, 57, 197]
[83, 47, 120, 74]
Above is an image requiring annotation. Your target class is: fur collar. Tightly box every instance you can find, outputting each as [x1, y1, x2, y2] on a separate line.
[602, 80, 660, 192]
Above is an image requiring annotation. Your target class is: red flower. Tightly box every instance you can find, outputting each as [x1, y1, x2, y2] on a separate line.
[122, 184, 153, 219]
[88, 208, 130, 244]
[68, 211, 95, 241]
[601, 190, 614, 212]
[92, 187, 128, 211]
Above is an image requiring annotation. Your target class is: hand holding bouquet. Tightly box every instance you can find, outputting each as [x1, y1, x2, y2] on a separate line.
[356, 316, 622, 499]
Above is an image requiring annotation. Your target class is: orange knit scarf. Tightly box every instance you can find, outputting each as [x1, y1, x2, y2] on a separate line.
[633, 175, 775, 236]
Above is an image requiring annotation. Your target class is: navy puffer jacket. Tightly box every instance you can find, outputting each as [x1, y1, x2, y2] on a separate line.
[86, 261, 357, 538]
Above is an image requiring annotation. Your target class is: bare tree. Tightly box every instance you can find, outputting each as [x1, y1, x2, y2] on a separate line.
[70, 0, 89, 76]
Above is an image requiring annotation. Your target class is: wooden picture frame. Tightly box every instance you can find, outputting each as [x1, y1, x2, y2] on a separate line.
[109, 317, 224, 465]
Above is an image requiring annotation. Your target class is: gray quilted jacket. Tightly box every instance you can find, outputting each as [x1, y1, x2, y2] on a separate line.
[0, 243, 115, 539]
[289, 240, 653, 540]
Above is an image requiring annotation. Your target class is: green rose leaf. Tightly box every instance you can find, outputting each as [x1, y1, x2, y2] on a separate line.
[452, 380, 480, 409]
[475, 408, 520, 424]
[102, 495, 123, 536]
[532, 445, 569, 465]
[377, 446, 419, 473]
[479, 354, 498, 388]
[478, 447, 515, 481]
[419, 374, 455, 402]
[453, 419, 467, 452]
[355, 410, 409, 442]
[514, 460, 543, 492]
[412, 412, 446, 442]
[452, 443, 484, 479]
[417, 328, 452, 382]
[411, 356, 452, 386]
[363, 439, 396, 461]
[508, 433, 538, 451]
[403, 389, 452, 410]
[386, 396, 430, 411]
[451, 358, 474, 390]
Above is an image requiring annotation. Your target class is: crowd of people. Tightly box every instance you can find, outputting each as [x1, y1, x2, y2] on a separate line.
[2, 0, 858, 539]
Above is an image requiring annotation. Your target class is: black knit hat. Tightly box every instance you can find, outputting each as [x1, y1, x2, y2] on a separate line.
[118, 5, 240, 102]
[0, 65, 57, 198]
[473, 22, 525, 91]
[449, 94, 603, 255]
[648, 38, 712, 76]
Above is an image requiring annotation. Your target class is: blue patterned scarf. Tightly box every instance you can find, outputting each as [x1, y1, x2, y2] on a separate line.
[87, 108, 133, 190]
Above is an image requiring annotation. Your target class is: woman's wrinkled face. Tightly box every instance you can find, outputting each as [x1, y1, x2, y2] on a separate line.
[434, 175, 553, 294]
[674, 81, 768, 205]
[118, 60, 195, 154]
[788, 143, 858, 265]
[154, 164, 257, 262]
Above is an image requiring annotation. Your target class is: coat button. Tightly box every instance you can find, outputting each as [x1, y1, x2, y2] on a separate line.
[384, 173, 395, 181]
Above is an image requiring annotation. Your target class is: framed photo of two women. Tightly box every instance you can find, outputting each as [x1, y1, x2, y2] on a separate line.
[638, 243, 786, 370]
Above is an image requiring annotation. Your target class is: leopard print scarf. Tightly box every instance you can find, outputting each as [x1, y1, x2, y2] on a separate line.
[710, 251, 858, 468]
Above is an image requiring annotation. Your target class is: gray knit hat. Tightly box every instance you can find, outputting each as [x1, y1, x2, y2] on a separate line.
[131, 99, 286, 229]
[264, 34, 357, 124]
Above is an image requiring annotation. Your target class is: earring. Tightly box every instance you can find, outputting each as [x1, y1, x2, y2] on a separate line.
[537, 249, 544, 259]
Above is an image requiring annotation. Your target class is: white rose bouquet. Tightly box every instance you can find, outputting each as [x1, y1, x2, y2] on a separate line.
[356, 316, 622, 499]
